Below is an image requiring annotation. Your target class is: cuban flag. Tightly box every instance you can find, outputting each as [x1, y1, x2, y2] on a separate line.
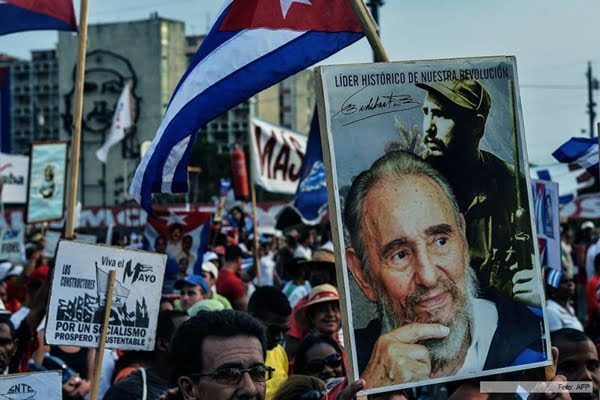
[553, 137, 599, 179]
[0, 0, 77, 35]
[129, 0, 364, 214]
[0, 67, 10, 153]
[291, 108, 328, 224]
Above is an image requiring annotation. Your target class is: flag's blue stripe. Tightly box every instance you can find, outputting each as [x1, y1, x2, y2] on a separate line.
[0, 4, 76, 35]
[552, 137, 596, 163]
[559, 194, 574, 204]
[139, 30, 363, 212]
[536, 169, 551, 181]
[193, 217, 211, 275]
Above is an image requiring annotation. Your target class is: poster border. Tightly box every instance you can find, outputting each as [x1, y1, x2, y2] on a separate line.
[314, 55, 552, 396]
[25, 140, 69, 225]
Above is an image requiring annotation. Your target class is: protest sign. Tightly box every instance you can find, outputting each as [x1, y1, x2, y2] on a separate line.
[45, 240, 166, 350]
[315, 57, 550, 395]
[531, 179, 560, 273]
[249, 118, 307, 194]
[42, 230, 61, 258]
[0, 227, 24, 262]
[0, 153, 29, 204]
[26, 142, 68, 224]
[75, 233, 98, 244]
[0, 371, 62, 399]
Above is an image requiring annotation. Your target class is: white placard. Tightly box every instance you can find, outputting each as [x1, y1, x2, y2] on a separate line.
[45, 240, 166, 350]
[249, 118, 307, 194]
[42, 230, 61, 258]
[75, 233, 98, 244]
[0, 153, 29, 204]
[0, 371, 62, 399]
[0, 227, 24, 262]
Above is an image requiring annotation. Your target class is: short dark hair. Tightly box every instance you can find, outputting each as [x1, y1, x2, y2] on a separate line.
[156, 310, 188, 342]
[225, 245, 243, 262]
[170, 310, 267, 384]
[550, 328, 592, 347]
[294, 334, 345, 376]
[248, 286, 291, 319]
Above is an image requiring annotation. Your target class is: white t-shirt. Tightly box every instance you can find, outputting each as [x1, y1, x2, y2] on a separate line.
[546, 299, 584, 332]
[254, 253, 275, 287]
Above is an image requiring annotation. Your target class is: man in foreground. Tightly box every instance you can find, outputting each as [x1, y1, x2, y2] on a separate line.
[344, 150, 546, 388]
[171, 310, 270, 400]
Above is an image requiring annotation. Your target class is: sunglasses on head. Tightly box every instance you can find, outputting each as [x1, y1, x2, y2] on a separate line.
[305, 352, 342, 374]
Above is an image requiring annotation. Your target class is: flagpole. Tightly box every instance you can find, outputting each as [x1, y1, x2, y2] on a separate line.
[65, 0, 90, 239]
[247, 97, 262, 286]
[347, 0, 389, 62]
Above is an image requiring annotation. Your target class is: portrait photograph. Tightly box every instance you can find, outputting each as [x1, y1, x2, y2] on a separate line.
[315, 56, 551, 396]
[26, 141, 68, 224]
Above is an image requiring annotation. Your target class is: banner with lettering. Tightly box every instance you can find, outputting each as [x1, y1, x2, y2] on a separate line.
[0, 227, 24, 262]
[249, 118, 307, 194]
[0, 153, 29, 204]
[45, 241, 166, 350]
[0, 371, 61, 399]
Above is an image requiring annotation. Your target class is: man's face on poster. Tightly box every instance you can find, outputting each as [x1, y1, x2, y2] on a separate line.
[83, 68, 124, 133]
[359, 175, 469, 325]
[422, 93, 458, 158]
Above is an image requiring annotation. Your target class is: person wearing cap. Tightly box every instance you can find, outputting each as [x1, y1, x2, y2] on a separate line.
[200, 262, 232, 310]
[215, 245, 248, 311]
[295, 284, 342, 346]
[174, 275, 209, 312]
[417, 79, 536, 302]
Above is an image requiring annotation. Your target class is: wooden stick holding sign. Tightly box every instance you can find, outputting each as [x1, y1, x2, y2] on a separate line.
[89, 269, 116, 400]
[247, 98, 262, 286]
[347, 0, 389, 63]
[65, 0, 90, 239]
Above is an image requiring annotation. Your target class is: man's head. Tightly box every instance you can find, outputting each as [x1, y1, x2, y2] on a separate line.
[176, 275, 210, 311]
[248, 286, 292, 350]
[182, 235, 193, 252]
[344, 150, 477, 367]
[201, 262, 219, 289]
[0, 318, 16, 372]
[417, 80, 491, 159]
[155, 236, 168, 254]
[155, 310, 188, 354]
[224, 245, 243, 271]
[172, 310, 269, 400]
[551, 328, 600, 399]
[170, 224, 183, 242]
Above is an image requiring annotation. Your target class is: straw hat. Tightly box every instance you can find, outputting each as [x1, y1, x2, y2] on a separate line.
[299, 247, 335, 269]
[295, 284, 339, 329]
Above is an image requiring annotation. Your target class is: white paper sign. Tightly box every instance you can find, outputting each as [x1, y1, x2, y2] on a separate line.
[531, 179, 560, 272]
[75, 233, 98, 244]
[45, 240, 166, 350]
[249, 118, 307, 194]
[0, 153, 29, 204]
[42, 231, 61, 258]
[0, 371, 62, 399]
[0, 228, 24, 262]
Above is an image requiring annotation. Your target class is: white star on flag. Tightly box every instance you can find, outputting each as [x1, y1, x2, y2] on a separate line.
[280, 0, 312, 18]
[160, 211, 187, 226]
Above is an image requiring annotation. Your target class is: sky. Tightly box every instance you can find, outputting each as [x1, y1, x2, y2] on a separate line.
[0, 0, 599, 165]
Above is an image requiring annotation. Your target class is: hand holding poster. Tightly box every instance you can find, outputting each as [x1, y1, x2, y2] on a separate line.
[315, 56, 550, 395]
[46, 240, 166, 350]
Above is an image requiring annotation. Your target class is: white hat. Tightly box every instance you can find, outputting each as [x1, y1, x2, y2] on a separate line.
[203, 251, 218, 263]
[319, 241, 334, 252]
[293, 246, 311, 260]
[582, 221, 595, 230]
[201, 262, 219, 280]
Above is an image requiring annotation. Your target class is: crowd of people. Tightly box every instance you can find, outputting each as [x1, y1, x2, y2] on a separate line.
[0, 210, 598, 400]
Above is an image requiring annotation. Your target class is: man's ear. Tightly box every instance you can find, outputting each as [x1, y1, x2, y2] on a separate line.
[346, 247, 377, 302]
[178, 376, 196, 400]
[459, 213, 466, 233]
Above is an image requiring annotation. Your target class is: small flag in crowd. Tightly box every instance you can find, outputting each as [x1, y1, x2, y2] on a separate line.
[129, 0, 364, 214]
[0, 0, 77, 35]
[546, 267, 562, 288]
[96, 81, 134, 163]
[143, 209, 212, 276]
[291, 108, 328, 224]
[552, 137, 599, 178]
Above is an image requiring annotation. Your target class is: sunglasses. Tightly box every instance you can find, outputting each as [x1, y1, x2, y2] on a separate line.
[0, 338, 13, 346]
[189, 365, 274, 386]
[305, 353, 342, 374]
